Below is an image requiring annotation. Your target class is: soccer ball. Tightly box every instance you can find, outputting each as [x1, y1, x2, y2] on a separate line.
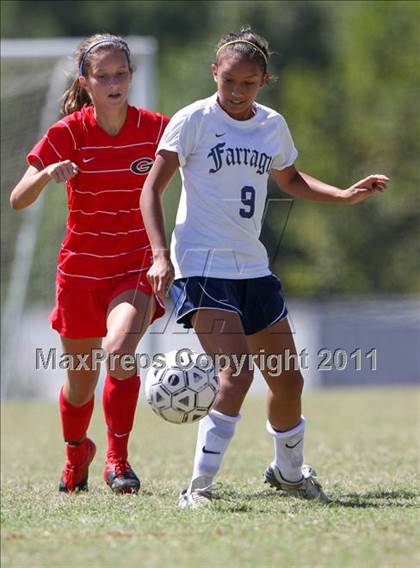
[145, 350, 219, 424]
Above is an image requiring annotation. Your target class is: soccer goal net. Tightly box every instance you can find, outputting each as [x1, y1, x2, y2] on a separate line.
[1, 37, 157, 397]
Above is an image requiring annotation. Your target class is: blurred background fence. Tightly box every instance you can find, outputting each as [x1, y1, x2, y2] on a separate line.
[1, 0, 419, 398]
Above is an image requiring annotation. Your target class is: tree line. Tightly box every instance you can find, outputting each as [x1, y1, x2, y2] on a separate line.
[2, 0, 418, 297]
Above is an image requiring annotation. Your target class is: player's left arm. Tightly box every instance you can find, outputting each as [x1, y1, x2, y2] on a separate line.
[271, 165, 389, 204]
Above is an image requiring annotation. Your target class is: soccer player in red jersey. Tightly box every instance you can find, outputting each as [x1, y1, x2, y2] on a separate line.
[10, 34, 169, 494]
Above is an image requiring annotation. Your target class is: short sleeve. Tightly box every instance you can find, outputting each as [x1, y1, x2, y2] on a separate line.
[26, 118, 77, 171]
[271, 116, 298, 171]
[156, 107, 198, 167]
[156, 114, 171, 145]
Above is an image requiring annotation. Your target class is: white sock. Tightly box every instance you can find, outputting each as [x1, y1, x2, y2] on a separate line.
[188, 410, 240, 492]
[267, 417, 305, 483]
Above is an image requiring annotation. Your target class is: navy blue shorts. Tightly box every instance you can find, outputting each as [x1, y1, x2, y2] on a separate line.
[171, 275, 288, 336]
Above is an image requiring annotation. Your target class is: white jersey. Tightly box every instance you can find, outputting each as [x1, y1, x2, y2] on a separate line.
[157, 93, 298, 279]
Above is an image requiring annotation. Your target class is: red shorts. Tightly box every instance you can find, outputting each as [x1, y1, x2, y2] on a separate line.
[50, 274, 165, 339]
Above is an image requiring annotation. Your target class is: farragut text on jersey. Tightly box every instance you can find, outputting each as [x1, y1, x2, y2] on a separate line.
[207, 142, 273, 175]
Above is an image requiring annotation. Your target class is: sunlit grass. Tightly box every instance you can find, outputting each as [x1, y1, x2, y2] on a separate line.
[2, 388, 419, 567]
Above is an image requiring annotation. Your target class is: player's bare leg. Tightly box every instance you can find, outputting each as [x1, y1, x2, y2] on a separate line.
[247, 318, 331, 503]
[102, 288, 155, 493]
[179, 309, 252, 508]
[60, 337, 102, 406]
[246, 317, 302, 431]
[104, 288, 155, 378]
[193, 308, 253, 416]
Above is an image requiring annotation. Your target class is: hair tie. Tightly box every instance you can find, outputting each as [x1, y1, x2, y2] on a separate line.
[79, 39, 129, 75]
[216, 40, 268, 65]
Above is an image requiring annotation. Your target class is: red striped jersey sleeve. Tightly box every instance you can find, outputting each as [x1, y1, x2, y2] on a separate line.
[27, 117, 77, 171]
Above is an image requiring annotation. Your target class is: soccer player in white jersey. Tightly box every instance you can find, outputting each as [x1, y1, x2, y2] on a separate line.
[140, 26, 389, 508]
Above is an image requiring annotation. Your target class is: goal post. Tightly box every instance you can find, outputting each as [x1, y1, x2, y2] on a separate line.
[1, 36, 157, 108]
[1, 37, 157, 398]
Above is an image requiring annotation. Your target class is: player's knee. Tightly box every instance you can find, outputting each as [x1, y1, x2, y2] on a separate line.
[282, 370, 304, 399]
[103, 334, 136, 377]
[102, 332, 128, 359]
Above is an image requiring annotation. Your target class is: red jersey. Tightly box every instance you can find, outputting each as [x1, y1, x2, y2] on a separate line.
[27, 105, 169, 289]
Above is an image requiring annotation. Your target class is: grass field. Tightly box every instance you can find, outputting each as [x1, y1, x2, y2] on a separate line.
[1, 387, 419, 568]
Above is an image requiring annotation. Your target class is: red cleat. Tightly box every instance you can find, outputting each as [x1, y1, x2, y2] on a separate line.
[59, 438, 96, 493]
[104, 456, 141, 494]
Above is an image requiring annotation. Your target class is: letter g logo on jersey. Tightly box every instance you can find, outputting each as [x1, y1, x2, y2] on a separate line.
[130, 157, 154, 175]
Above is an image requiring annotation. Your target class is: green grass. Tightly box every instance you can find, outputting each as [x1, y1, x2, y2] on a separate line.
[2, 388, 419, 568]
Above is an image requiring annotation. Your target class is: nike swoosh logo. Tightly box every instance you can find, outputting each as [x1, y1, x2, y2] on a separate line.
[114, 432, 129, 438]
[215, 133, 225, 137]
[202, 445, 221, 455]
[285, 438, 303, 449]
[82, 157, 95, 163]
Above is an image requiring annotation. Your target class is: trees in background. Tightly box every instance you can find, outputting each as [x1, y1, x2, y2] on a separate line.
[2, 0, 418, 297]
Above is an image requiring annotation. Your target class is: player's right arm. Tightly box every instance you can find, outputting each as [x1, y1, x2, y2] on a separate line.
[10, 161, 78, 210]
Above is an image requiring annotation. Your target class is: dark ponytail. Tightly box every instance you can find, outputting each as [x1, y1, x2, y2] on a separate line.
[61, 76, 91, 116]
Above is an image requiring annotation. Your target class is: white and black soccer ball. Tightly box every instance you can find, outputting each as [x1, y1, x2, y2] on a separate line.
[145, 350, 219, 424]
